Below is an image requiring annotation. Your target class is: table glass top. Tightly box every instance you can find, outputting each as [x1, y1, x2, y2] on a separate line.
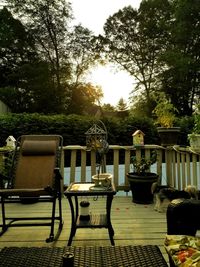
[65, 182, 116, 195]
[70, 183, 94, 191]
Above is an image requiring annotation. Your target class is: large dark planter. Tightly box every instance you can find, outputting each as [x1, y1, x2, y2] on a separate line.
[127, 172, 159, 204]
[157, 127, 181, 146]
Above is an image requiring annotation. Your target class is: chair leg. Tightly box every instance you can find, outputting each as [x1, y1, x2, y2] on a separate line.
[46, 193, 63, 243]
[51, 193, 64, 241]
[58, 193, 63, 228]
[46, 198, 56, 243]
[0, 197, 8, 236]
[1, 194, 63, 242]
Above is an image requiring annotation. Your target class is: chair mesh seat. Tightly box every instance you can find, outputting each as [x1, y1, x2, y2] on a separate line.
[0, 135, 63, 242]
[0, 245, 168, 267]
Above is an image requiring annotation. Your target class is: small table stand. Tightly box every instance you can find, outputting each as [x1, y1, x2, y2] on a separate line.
[64, 182, 116, 246]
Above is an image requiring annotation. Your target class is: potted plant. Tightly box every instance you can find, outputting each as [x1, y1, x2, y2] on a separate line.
[153, 97, 180, 146]
[0, 148, 14, 188]
[126, 150, 159, 204]
[188, 112, 200, 152]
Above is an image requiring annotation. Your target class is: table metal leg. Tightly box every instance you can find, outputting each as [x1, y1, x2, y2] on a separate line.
[67, 196, 77, 246]
[66, 187, 116, 246]
[106, 195, 115, 245]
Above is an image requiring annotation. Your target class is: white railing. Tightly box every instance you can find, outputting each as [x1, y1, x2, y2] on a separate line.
[62, 145, 200, 191]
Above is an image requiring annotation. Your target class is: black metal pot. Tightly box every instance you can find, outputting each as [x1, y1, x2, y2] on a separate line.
[127, 172, 159, 204]
[157, 127, 181, 146]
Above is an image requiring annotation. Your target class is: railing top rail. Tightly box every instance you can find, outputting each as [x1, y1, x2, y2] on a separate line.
[173, 145, 200, 155]
[63, 144, 165, 151]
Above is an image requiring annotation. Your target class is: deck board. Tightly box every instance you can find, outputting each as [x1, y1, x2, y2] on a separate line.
[0, 194, 169, 265]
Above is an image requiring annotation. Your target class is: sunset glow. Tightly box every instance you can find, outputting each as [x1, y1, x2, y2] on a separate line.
[71, 0, 141, 105]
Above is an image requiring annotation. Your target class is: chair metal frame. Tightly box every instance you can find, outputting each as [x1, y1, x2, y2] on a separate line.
[0, 135, 64, 242]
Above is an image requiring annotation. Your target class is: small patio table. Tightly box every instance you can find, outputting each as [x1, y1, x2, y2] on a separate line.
[64, 182, 116, 246]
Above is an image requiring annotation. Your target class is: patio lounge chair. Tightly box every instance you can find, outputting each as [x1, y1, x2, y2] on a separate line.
[0, 135, 63, 242]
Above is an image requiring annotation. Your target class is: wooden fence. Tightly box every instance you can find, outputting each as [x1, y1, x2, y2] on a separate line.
[62, 145, 200, 191]
[0, 145, 199, 191]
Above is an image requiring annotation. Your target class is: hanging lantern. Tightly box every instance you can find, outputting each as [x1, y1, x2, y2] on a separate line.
[85, 121, 108, 152]
[85, 121, 110, 190]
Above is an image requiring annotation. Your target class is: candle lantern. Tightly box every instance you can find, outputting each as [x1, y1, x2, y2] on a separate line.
[85, 121, 108, 152]
[85, 120, 110, 190]
[80, 200, 90, 221]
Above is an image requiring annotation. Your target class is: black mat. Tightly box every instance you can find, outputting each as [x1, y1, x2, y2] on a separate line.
[0, 245, 168, 267]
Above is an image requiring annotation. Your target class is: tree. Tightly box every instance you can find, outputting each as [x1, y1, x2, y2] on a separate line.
[116, 98, 128, 111]
[0, 7, 34, 112]
[100, 0, 171, 115]
[66, 83, 103, 115]
[0, 7, 59, 113]
[65, 25, 104, 113]
[3, 1, 103, 114]
[0, 62, 59, 113]
[101, 103, 116, 112]
[6, 0, 73, 113]
[161, 0, 200, 115]
[68, 25, 101, 85]
[0, 7, 36, 87]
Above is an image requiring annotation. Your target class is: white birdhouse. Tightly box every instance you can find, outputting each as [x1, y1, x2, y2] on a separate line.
[6, 136, 16, 148]
[132, 130, 145, 146]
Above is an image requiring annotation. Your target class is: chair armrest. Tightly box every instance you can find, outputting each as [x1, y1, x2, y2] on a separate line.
[167, 199, 200, 236]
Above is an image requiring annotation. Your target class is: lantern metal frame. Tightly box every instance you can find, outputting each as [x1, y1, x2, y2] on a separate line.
[85, 120, 109, 191]
[85, 120, 108, 151]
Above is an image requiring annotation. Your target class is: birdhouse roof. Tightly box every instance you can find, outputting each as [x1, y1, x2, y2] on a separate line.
[6, 136, 16, 141]
[132, 130, 145, 136]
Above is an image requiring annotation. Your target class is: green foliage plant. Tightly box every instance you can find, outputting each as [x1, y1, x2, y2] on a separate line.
[188, 104, 200, 134]
[187, 102, 200, 152]
[130, 150, 157, 175]
[0, 150, 13, 188]
[194, 117, 200, 134]
[188, 109, 200, 144]
[153, 97, 178, 128]
[193, 105, 200, 134]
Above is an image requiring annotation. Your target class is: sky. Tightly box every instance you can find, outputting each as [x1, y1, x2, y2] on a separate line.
[71, 0, 142, 106]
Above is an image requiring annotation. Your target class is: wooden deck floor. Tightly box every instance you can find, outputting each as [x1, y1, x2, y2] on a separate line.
[0, 193, 169, 265]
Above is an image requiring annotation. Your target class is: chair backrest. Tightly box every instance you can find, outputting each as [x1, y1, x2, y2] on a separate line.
[167, 199, 200, 236]
[10, 135, 63, 190]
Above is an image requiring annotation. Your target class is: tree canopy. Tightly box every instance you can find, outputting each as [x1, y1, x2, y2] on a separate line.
[0, 0, 199, 117]
[100, 0, 200, 116]
[161, 0, 200, 115]
[0, 2, 102, 114]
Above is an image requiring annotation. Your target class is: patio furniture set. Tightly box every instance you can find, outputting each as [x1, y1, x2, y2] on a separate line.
[0, 135, 199, 266]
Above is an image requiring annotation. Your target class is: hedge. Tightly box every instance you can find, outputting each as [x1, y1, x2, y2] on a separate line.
[0, 113, 159, 147]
